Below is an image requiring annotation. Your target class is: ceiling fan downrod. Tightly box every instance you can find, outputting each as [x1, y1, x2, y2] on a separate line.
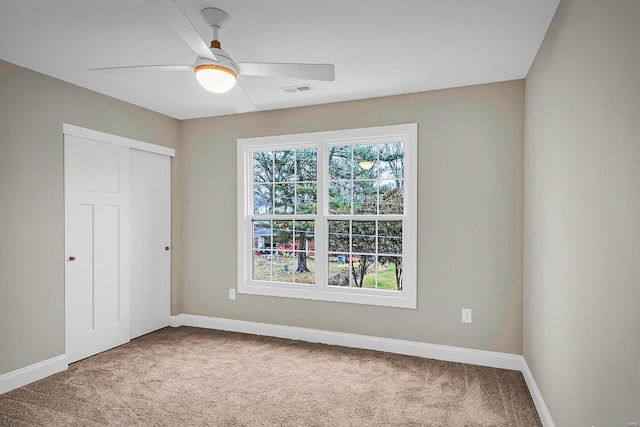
[211, 25, 220, 49]
[201, 7, 229, 49]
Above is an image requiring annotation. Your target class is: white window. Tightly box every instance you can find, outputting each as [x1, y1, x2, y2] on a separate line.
[237, 123, 417, 308]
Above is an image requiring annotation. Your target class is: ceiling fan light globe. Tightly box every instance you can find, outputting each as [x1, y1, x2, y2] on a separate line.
[194, 64, 237, 93]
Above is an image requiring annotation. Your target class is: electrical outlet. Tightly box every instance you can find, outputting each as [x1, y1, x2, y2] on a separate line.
[229, 288, 236, 300]
[462, 308, 472, 323]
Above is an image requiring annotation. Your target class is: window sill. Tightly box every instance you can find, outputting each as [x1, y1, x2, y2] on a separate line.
[238, 282, 416, 309]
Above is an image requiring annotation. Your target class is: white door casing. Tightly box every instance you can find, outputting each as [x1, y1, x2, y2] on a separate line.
[64, 135, 131, 363]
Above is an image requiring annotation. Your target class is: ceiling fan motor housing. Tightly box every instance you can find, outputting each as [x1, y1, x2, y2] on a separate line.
[195, 48, 237, 76]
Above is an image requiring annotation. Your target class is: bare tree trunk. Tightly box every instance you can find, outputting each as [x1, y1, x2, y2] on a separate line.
[394, 260, 403, 290]
[296, 236, 310, 273]
[351, 256, 373, 287]
[350, 263, 361, 287]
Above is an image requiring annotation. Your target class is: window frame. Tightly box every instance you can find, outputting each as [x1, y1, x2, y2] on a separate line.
[237, 123, 417, 309]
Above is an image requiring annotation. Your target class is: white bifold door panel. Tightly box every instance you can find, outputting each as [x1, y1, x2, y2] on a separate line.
[64, 126, 172, 364]
[130, 150, 171, 339]
[64, 135, 131, 364]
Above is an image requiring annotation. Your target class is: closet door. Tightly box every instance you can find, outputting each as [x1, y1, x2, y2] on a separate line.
[130, 149, 171, 339]
[64, 135, 131, 363]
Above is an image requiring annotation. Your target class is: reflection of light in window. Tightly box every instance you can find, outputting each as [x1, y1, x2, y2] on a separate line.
[358, 161, 375, 170]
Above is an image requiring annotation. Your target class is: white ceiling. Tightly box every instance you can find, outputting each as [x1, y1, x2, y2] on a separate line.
[0, 0, 559, 120]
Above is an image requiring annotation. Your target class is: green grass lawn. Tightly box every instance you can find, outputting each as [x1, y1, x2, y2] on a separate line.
[362, 263, 400, 290]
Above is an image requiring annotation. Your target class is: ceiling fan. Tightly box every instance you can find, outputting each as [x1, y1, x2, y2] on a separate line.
[91, 1, 335, 113]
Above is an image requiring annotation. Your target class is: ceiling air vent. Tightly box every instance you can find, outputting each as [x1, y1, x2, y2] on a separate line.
[281, 85, 313, 93]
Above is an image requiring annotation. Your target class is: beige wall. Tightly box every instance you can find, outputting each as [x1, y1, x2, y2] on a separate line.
[0, 60, 181, 375]
[180, 80, 525, 354]
[524, 0, 640, 425]
[0, 59, 525, 376]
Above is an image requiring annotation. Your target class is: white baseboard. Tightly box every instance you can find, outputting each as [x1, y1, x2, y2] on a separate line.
[170, 314, 522, 370]
[520, 359, 556, 427]
[0, 355, 68, 395]
[171, 314, 555, 425]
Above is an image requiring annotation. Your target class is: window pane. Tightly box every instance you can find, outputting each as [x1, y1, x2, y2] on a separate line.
[296, 148, 317, 181]
[253, 151, 273, 184]
[294, 220, 315, 251]
[378, 237, 402, 254]
[252, 251, 272, 281]
[350, 255, 375, 287]
[274, 183, 295, 214]
[328, 221, 350, 252]
[274, 150, 295, 182]
[273, 221, 293, 250]
[351, 221, 376, 253]
[272, 255, 295, 283]
[353, 180, 377, 215]
[379, 256, 403, 290]
[378, 221, 402, 255]
[379, 179, 404, 214]
[329, 145, 352, 180]
[353, 144, 378, 180]
[254, 184, 272, 215]
[360, 257, 378, 289]
[252, 220, 272, 251]
[328, 254, 350, 287]
[294, 252, 315, 284]
[378, 220, 402, 237]
[329, 181, 352, 214]
[379, 142, 404, 179]
[296, 183, 317, 215]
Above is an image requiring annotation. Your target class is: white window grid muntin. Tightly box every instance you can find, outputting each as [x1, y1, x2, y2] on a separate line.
[327, 217, 403, 290]
[251, 147, 318, 216]
[238, 124, 417, 308]
[326, 143, 405, 182]
[327, 255, 404, 290]
[251, 218, 317, 284]
[250, 140, 406, 288]
[248, 143, 323, 290]
[324, 139, 406, 217]
[252, 182, 317, 216]
[251, 253, 316, 286]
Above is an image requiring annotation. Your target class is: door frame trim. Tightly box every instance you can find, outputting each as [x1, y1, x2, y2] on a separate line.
[63, 124, 175, 157]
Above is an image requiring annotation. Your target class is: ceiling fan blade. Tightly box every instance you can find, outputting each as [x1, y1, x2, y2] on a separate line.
[236, 63, 335, 81]
[91, 65, 193, 74]
[157, 0, 215, 60]
[233, 84, 257, 113]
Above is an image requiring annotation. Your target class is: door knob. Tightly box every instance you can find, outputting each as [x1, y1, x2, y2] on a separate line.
[165, 246, 171, 251]
[69, 256, 76, 261]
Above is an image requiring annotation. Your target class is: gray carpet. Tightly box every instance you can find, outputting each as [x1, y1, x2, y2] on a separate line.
[0, 326, 541, 426]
